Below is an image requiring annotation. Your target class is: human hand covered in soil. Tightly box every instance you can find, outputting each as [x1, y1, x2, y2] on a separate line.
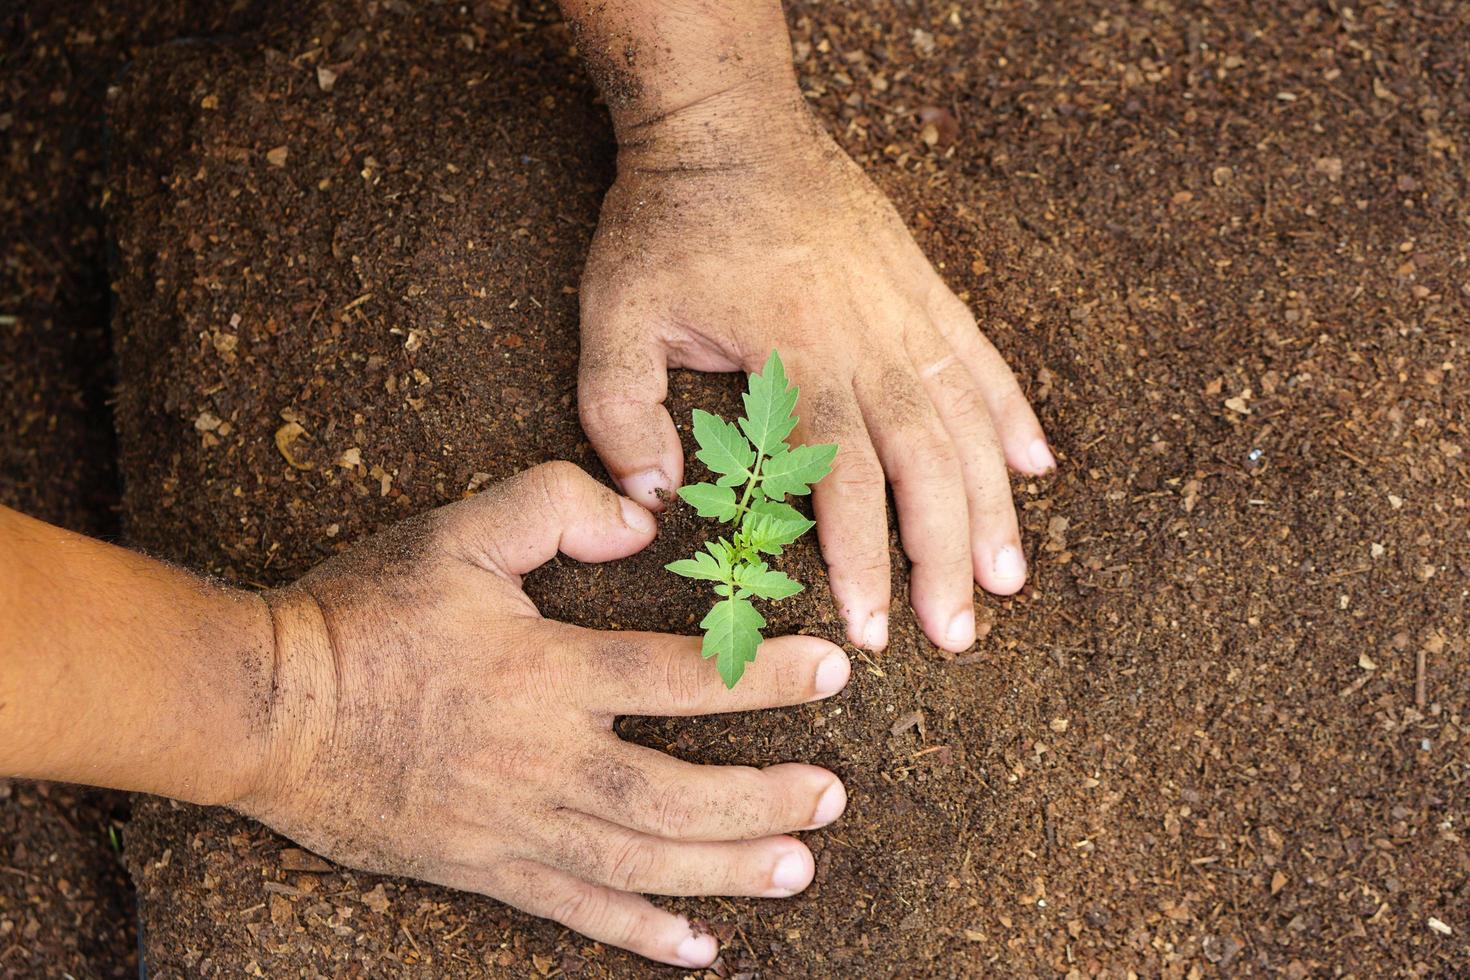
[563, 1, 1055, 655]
[0, 464, 849, 969]
[240, 463, 851, 967]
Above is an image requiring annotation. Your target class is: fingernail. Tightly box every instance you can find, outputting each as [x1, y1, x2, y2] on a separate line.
[675, 932, 718, 967]
[814, 652, 850, 696]
[770, 851, 810, 895]
[861, 611, 888, 650]
[946, 608, 976, 649]
[618, 496, 656, 534]
[992, 545, 1027, 581]
[1029, 438, 1057, 473]
[809, 781, 847, 828]
[621, 469, 669, 510]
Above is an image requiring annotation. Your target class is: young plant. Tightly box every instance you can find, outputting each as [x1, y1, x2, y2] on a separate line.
[665, 351, 837, 688]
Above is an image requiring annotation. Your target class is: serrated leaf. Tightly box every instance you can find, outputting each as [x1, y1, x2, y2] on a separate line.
[677, 482, 738, 521]
[749, 499, 809, 523]
[705, 539, 736, 567]
[733, 561, 804, 600]
[665, 551, 727, 582]
[739, 351, 799, 455]
[759, 443, 838, 499]
[700, 596, 765, 688]
[692, 409, 755, 487]
[741, 500, 815, 555]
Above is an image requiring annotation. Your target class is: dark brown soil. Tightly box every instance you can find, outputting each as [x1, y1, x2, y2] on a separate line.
[0, 783, 132, 978]
[98, 0, 1470, 976]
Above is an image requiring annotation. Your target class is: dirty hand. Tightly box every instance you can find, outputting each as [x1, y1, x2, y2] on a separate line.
[237, 462, 850, 967]
[577, 94, 1054, 655]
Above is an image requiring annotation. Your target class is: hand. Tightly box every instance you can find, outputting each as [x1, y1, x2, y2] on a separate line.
[237, 462, 851, 968]
[576, 95, 1055, 655]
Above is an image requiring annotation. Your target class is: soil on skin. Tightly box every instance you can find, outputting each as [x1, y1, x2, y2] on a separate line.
[1, 4, 267, 975]
[103, 0, 1468, 977]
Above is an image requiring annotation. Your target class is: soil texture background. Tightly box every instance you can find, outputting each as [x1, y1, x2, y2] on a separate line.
[6, 0, 1470, 976]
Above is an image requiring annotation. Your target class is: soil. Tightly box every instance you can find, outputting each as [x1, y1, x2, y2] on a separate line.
[23, 0, 1470, 976]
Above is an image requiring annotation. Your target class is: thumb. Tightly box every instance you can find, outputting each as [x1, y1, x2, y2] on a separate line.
[444, 462, 657, 577]
[578, 314, 684, 510]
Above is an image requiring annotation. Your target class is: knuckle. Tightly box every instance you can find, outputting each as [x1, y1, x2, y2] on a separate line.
[902, 425, 960, 477]
[831, 452, 885, 493]
[533, 460, 584, 501]
[651, 781, 699, 838]
[603, 834, 658, 891]
[658, 646, 707, 711]
[550, 883, 604, 928]
[746, 770, 788, 837]
[828, 552, 891, 580]
[947, 385, 992, 428]
[578, 393, 625, 433]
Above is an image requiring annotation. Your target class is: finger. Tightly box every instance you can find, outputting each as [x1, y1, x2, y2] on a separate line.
[578, 306, 684, 509]
[562, 740, 846, 842]
[855, 359, 977, 652]
[444, 461, 657, 577]
[554, 625, 849, 716]
[790, 376, 891, 650]
[906, 333, 1027, 596]
[464, 860, 720, 968]
[544, 812, 815, 898]
[930, 292, 1055, 475]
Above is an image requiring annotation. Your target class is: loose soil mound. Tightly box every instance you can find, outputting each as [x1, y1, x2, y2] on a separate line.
[108, 1, 1467, 976]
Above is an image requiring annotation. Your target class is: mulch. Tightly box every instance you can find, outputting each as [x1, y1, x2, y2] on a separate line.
[5, 0, 1468, 976]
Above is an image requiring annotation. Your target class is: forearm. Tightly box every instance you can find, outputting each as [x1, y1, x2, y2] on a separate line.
[559, 0, 818, 165]
[0, 505, 273, 805]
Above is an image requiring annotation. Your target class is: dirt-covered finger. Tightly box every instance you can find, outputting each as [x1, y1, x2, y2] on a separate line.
[537, 812, 816, 898]
[855, 359, 976, 652]
[906, 332, 1027, 595]
[458, 861, 719, 967]
[791, 378, 891, 650]
[560, 740, 846, 842]
[556, 626, 849, 717]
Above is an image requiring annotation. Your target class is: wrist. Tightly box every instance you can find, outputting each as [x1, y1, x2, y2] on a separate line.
[561, 0, 816, 171]
[227, 585, 339, 820]
[614, 81, 832, 175]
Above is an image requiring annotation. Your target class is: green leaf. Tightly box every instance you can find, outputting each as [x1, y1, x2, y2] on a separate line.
[705, 539, 736, 567]
[665, 551, 727, 582]
[700, 595, 766, 688]
[759, 443, 838, 499]
[692, 409, 755, 487]
[741, 500, 815, 555]
[733, 561, 803, 600]
[739, 351, 799, 456]
[677, 482, 738, 521]
[749, 499, 810, 523]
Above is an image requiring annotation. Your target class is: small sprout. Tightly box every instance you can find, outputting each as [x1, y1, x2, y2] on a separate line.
[666, 351, 836, 688]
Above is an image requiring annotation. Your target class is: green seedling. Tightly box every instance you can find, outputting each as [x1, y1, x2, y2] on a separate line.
[665, 351, 837, 688]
